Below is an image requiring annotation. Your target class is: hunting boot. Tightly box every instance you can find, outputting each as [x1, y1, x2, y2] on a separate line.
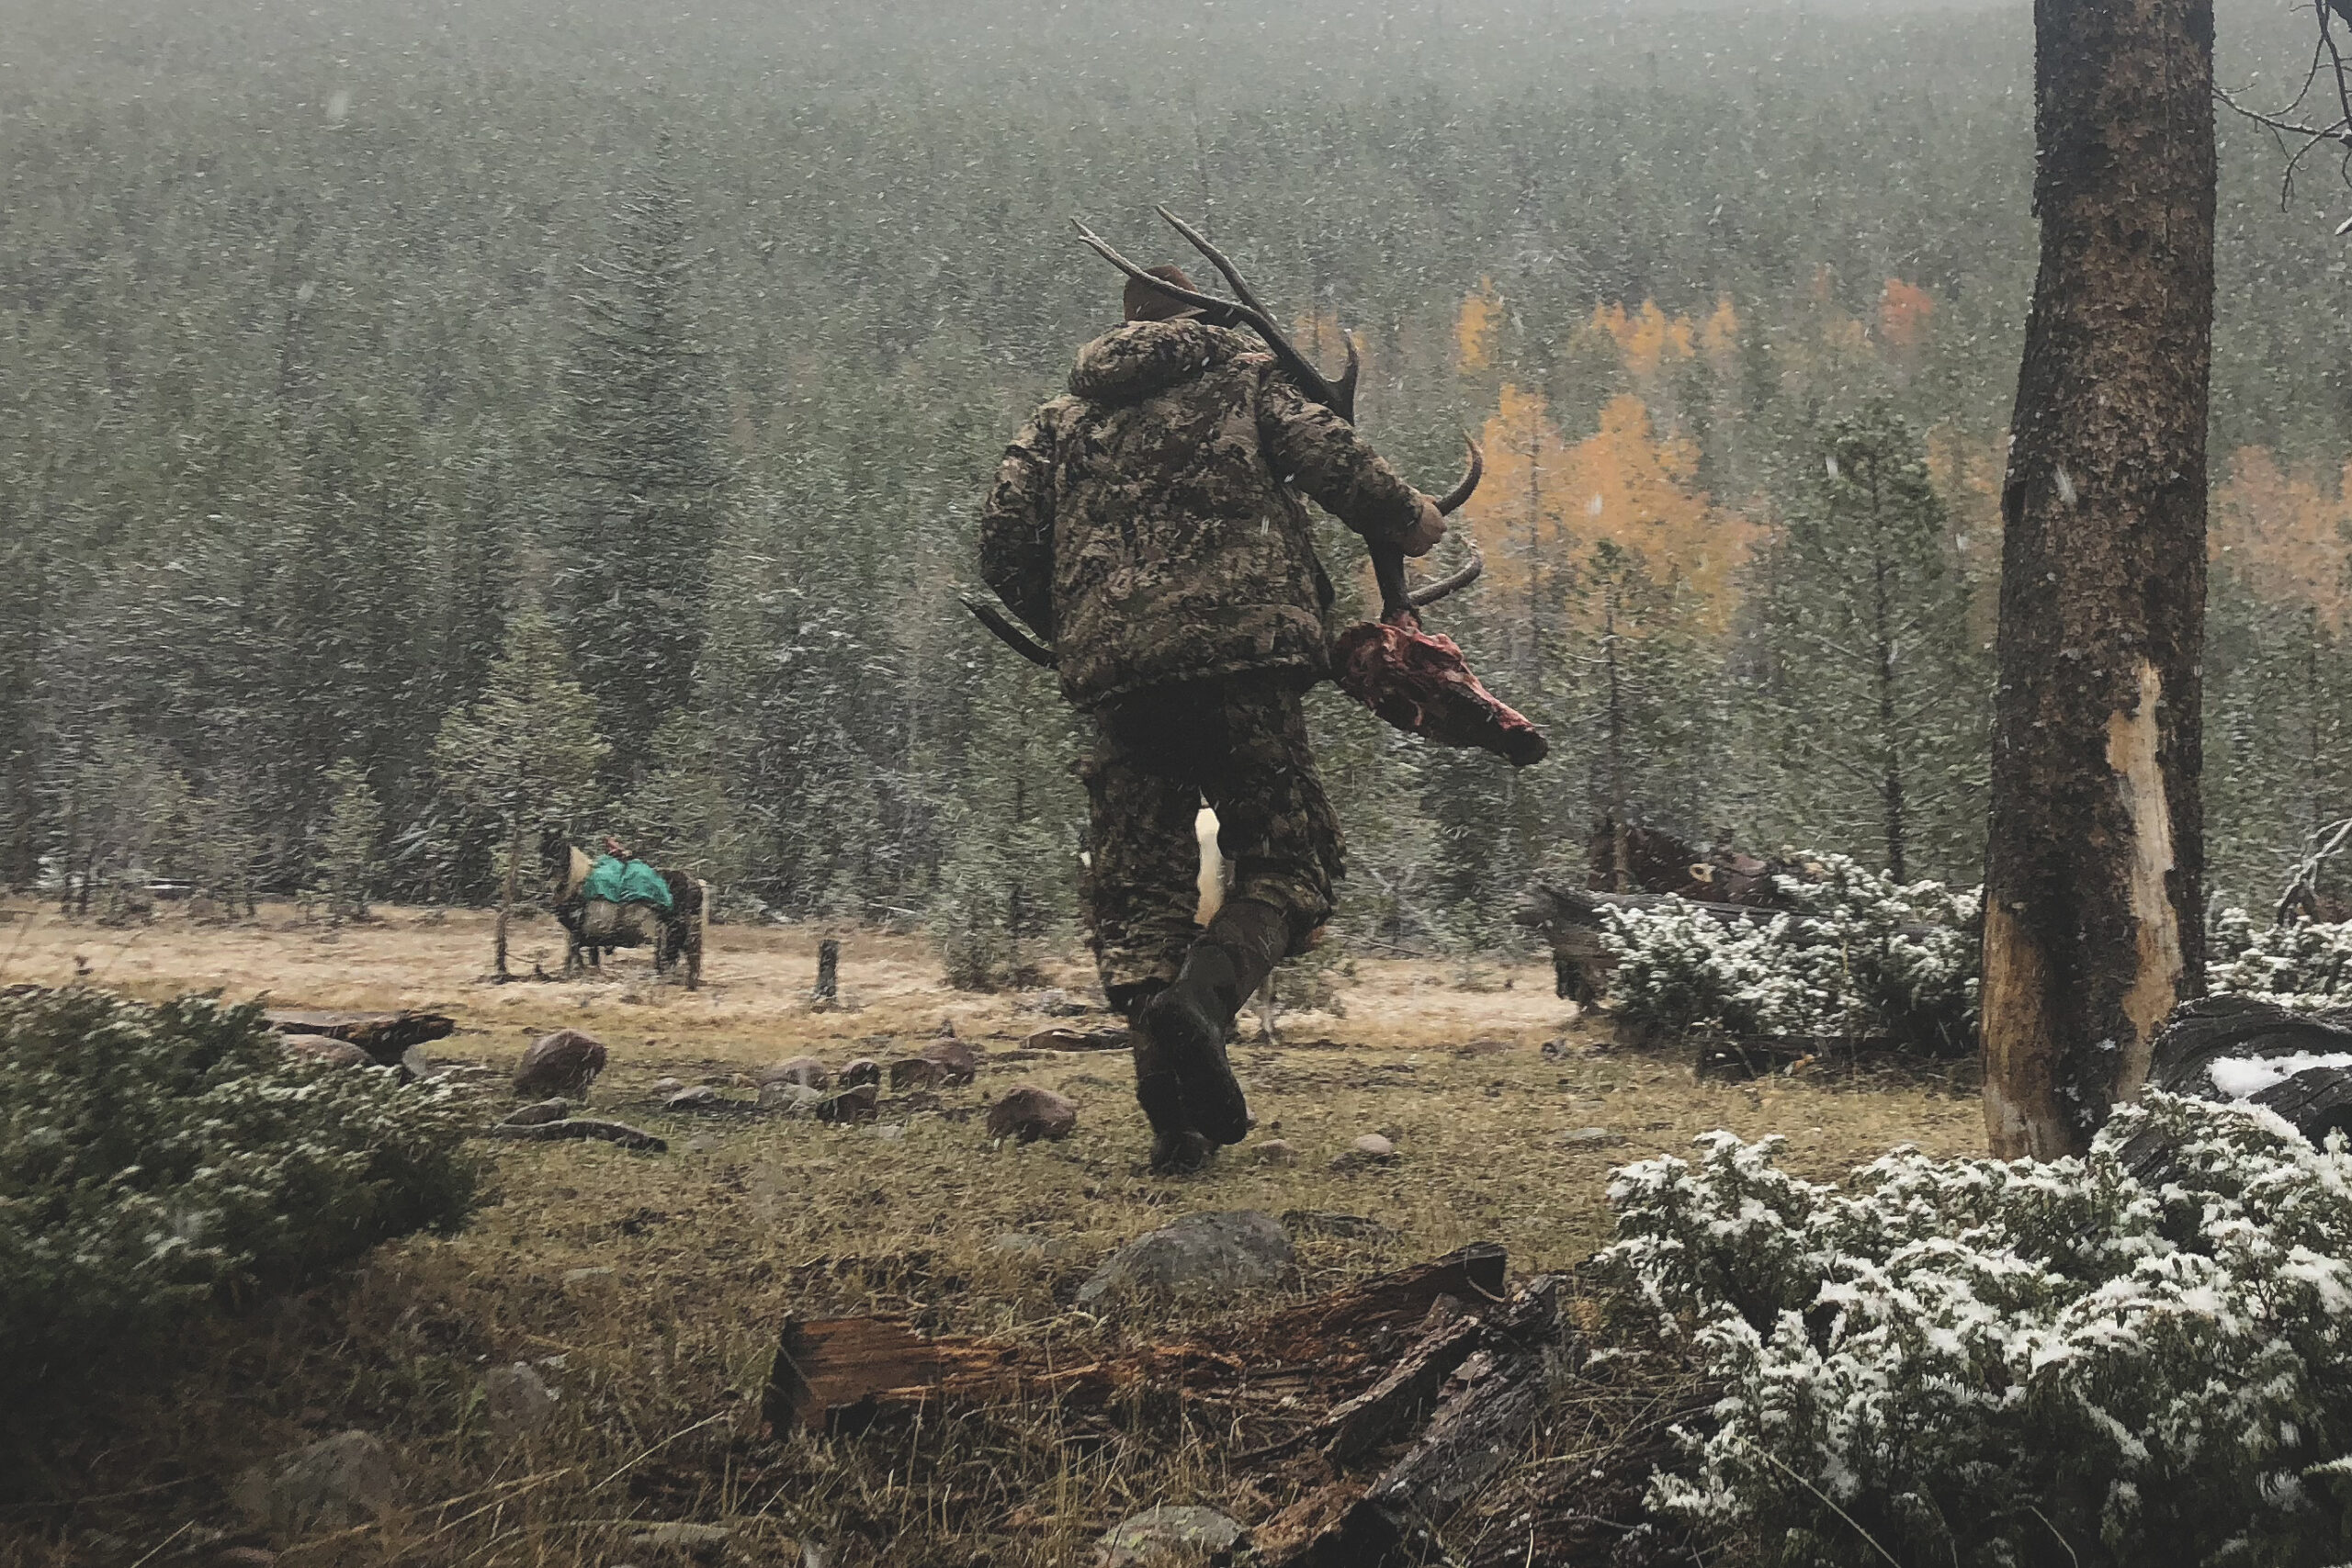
[1114, 982, 1211, 1175]
[1137, 898, 1288, 1145]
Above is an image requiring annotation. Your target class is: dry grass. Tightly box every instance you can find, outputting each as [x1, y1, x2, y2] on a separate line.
[0, 900, 1984, 1566]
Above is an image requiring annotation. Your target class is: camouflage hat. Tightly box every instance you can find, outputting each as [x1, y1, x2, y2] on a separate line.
[1124, 265, 1204, 322]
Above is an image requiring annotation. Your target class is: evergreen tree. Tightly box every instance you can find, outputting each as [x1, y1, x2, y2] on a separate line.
[551, 167, 728, 784]
[433, 602, 610, 976]
[1749, 409, 1986, 881]
[315, 756, 383, 922]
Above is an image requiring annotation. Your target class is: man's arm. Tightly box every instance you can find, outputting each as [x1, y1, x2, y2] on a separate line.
[977, 412, 1057, 641]
[1258, 372, 1442, 554]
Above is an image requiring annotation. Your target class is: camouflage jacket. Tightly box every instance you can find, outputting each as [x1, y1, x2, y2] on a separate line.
[978, 319, 1423, 709]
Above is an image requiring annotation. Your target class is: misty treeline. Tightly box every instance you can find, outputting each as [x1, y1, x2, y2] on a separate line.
[5, 0, 2350, 963]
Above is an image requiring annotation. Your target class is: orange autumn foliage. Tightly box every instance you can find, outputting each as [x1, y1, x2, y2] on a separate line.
[2212, 447, 2352, 631]
[1455, 279, 1502, 372]
[1699, 296, 1741, 367]
[1463, 389, 1757, 634]
[1879, 278, 1936, 353]
[1591, 299, 1696, 380]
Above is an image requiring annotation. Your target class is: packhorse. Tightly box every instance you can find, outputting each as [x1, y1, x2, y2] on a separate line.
[540, 830, 708, 987]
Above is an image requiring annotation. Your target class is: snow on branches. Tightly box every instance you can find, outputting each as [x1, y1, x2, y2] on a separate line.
[1601, 1094, 2352, 1566]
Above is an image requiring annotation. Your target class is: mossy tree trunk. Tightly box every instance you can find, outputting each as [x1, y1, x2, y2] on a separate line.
[1982, 0, 2215, 1157]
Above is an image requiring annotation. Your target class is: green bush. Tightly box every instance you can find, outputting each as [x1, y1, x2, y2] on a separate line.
[1603, 1094, 2352, 1567]
[0, 988, 480, 1393]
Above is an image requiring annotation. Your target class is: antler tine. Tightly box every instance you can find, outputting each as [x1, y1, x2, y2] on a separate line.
[1408, 541, 1485, 609]
[1071, 220, 1263, 328]
[1155, 205, 1275, 321]
[1434, 433, 1485, 514]
[1155, 206, 1354, 422]
[1335, 330, 1361, 418]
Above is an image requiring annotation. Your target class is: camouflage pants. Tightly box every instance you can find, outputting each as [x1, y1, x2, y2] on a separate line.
[1083, 675, 1342, 1000]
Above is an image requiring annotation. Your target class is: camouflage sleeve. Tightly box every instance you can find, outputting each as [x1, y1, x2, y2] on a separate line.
[977, 409, 1057, 640]
[1255, 368, 1423, 541]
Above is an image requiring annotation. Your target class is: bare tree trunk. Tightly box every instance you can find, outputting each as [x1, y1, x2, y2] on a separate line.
[1872, 536, 1906, 882]
[496, 813, 522, 980]
[1982, 0, 2213, 1158]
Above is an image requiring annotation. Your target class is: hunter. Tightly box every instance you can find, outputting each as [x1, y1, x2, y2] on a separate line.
[978, 265, 1446, 1174]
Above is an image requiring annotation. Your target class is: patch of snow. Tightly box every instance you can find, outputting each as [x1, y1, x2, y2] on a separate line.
[2207, 1051, 2352, 1100]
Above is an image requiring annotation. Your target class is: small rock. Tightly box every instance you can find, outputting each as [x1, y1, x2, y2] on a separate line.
[1093, 1505, 1246, 1567]
[1253, 1139, 1298, 1166]
[758, 1080, 824, 1112]
[398, 1045, 433, 1077]
[1540, 1038, 1568, 1060]
[501, 1099, 571, 1127]
[1329, 1133, 1398, 1169]
[888, 1057, 940, 1089]
[814, 1083, 879, 1123]
[1556, 1126, 1625, 1148]
[989, 1231, 1069, 1258]
[651, 1077, 685, 1094]
[1023, 987, 1090, 1016]
[920, 1037, 978, 1085]
[231, 1430, 400, 1538]
[986, 1086, 1079, 1143]
[665, 1085, 724, 1111]
[562, 1267, 616, 1285]
[758, 1056, 832, 1090]
[838, 1058, 883, 1089]
[283, 1034, 369, 1068]
[870, 1122, 906, 1141]
[483, 1361, 558, 1436]
[515, 1030, 605, 1099]
[1076, 1210, 1295, 1306]
[626, 1521, 732, 1559]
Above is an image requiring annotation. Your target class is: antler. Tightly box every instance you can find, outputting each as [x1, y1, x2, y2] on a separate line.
[1408, 540, 1485, 609]
[1074, 211, 1486, 619]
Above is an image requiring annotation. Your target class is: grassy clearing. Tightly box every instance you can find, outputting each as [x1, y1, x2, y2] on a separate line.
[0, 901, 1984, 1566]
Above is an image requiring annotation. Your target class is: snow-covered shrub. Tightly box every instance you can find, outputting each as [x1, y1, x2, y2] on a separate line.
[1602, 1094, 2352, 1567]
[1600, 856, 1980, 1053]
[2207, 907, 2352, 1008]
[0, 989, 479, 1394]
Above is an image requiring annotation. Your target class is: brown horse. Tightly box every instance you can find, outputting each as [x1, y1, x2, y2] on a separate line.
[540, 832, 707, 987]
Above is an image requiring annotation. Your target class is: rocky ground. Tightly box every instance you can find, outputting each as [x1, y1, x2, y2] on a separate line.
[0, 901, 1985, 1567]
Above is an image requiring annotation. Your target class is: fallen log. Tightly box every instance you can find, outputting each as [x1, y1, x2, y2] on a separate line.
[486, 1118, 666, 1152]
[263, 1008, 456, 1066]
[761, 1243, 1510, 1438]
[2115, 997, 2352, 1182]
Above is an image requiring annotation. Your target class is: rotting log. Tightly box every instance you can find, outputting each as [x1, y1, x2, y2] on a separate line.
[263, 1008, 456, 1065]
[761, 1243, 1510, 1438]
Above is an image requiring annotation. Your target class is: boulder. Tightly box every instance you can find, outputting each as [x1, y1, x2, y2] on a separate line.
[1093, 1505, 1246, 1567]
[758, 1080, 824, 1112]
[231, 1430, 400, 1538]
[665, 1085, 724, 1111]
[514, 1030, 605, 1099]
[838, 1057, 883, 1088]
[986, 1086, 1079, 1143]
[814, 1083, 880, 1123]
[283, 1034, 369, 1068]
[1075, 1211, 1295, 1307]
[650, 1077, 685, 1095]
[482, 1362, 558, 1436]
[888, 1057, 941, 1090]
[757, 1056, 831, 1090]
[501, 1099, 571, 1127]
[1253, 1139, 1299, 1167]
[920, 1038, 978, 1086]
